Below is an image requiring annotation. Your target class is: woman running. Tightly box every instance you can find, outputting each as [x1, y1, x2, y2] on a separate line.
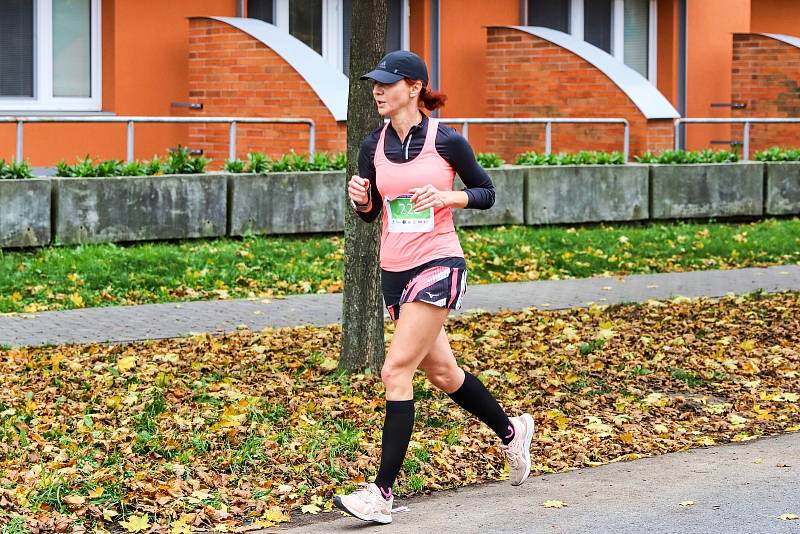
[333, 50, 535, 525]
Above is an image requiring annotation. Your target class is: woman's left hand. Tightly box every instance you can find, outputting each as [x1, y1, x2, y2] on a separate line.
[409, 184, 451, 212]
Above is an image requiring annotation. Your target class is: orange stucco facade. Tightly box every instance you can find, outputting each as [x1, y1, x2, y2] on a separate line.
[2, 0, 799, 165]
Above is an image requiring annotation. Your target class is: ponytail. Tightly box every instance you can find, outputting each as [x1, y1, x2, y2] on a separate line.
[419, 87, 447, 111]
[405, 79, 447, 111]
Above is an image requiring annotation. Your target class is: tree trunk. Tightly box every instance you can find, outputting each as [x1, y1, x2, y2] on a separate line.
[340, 0, 388, 373]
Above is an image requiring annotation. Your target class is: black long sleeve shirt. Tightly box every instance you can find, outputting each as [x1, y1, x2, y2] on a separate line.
[355, 114, 496, 223]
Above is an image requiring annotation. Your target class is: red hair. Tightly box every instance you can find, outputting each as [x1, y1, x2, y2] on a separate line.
[405, 79, 447, 111]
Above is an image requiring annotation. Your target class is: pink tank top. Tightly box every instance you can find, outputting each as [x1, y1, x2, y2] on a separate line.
[374, 118, 464, 271]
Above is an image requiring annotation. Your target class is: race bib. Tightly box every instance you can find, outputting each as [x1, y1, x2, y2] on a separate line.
[386, 194, 434, 233]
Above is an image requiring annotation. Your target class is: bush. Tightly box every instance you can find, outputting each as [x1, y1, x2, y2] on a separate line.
[246, 152, 270, 174]
[634, 149, 739, 164]
[753, 147, 800, 162]
[165, 145, 209, 174]
[515, 150, 625, 166]
[476, 153, 504, 168]
[224, 159, 246, 173]
[0, 159, 34, 179]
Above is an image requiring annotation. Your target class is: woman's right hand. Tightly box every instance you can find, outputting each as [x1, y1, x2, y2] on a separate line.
[348, 175, 371, 206]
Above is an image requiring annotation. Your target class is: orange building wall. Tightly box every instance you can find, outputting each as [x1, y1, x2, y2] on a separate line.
[437, 0, 520, 154]
[0, 0, 237, 166]
[655, 0, 679, 106]
[750, 0, 800, 35]
[684, 0, 751, 150]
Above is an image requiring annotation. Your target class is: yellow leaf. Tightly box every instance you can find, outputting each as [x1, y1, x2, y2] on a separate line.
[170, 520, 193, 534]
[70, 293, 85, 307]
[739, 339, 756, 351]
[301, 504, 321, 514]
[102, 508, 118, 522]
[543, 500, 567, 508]
[679, 501, 695, 507]
[653, 424, 669, 434]
[11, 291, 22, 303]
[117, 356, 136, 372]
[88, 487, 104, 499]
[773, 392, 799, 402]
[779, 514, 799, 521]
[119, 514, 150, 533]
[320, 357, 338, 373]
[262, 507, 288, 523]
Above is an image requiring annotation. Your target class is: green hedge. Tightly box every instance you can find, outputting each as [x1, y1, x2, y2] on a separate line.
[516, 150, 625, 166]
[0, 159, 34, 180]
[753, 147, 800, 162]
[635, 149, 739, 164]
[224, 151, 346, 173]
[55, 146, 209, 177]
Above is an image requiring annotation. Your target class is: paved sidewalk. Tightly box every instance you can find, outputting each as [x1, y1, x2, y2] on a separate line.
[280, 433, 800, 533]
[1, 265, 798, 347]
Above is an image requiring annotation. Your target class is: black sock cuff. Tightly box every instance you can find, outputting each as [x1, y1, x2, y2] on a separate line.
[386, 399, 414, 415]
[447, 371, 479, 401]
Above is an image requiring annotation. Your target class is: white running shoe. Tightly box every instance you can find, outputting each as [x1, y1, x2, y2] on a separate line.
[500, 413, 535, 486]
[333, 483, 393, 524]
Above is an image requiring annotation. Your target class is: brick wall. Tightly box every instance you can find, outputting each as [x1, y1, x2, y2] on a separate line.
[732, 33, 800, 152]
[485, 27, 674, 161]
[187, 18, 345, 164]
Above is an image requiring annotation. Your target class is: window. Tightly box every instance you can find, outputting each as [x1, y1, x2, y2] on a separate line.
[290, 0, 323, 54]
[248, 0, 408, 75]
[527, 0, 570, 33]
[0, 0, 101, 112]
[0, 1, 34, 98]
[247, 0, 274, 23]
[526, 0, 656, 82]
[623, 0, 649, 77]
[584, 0, 612, 53]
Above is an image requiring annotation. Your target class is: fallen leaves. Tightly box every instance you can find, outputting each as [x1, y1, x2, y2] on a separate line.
[543, 500, 568, 508]
[779, 513, 799, 521]
[0, 292, 798, 531]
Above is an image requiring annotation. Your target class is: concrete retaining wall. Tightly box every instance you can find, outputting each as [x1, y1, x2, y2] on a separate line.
[651, 163, 763, 219]
[525, 165, 649, 224]
[2, 162, 796, 249]
[229, 172, 345, 235]
[54, 174, 227, 244]
[454, 166, 526, 227]
[0, 179, 51, 247]
[765, 162, 800, 216]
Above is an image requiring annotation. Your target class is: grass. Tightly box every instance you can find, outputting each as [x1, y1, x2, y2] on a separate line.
[0, 217, 798, 313]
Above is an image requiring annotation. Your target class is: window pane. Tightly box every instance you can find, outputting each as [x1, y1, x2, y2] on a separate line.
[290, 0, 323, 54]
[343, 0, 403, 76]
[0, 0, 34, 97]
[527, 0, 570, 33]
[53, 0, 92, 97]
[247, 0, 274, 23]
[584, 0, 612, 53]
[624, 0, 649, 77]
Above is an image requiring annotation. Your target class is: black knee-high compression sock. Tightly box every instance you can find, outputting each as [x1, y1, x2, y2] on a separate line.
[448, 371, 515, 445]
[374, 399, 414, 500]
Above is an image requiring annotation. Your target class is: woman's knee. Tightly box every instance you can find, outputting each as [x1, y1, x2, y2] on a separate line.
[381, 360, 412, 389]
[425, 364, 464, 392]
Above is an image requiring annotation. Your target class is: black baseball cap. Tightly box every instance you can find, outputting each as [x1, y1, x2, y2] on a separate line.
[360, 50, 429, 86]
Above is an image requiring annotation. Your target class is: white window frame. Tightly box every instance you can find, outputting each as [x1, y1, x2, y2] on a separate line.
[0, 0, 102, 112]
[527, 0, 656, 82]
[274, 0, 409, 72]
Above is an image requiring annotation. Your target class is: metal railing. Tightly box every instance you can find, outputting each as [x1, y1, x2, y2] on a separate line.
[0, 116, 316, 162]
[675, 117, 800, 161]
[439, 117, 630, 162]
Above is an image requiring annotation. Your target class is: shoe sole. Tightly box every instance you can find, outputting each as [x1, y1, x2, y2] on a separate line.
[333, 495, 392, 524]
[512, 413, 535, 486]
